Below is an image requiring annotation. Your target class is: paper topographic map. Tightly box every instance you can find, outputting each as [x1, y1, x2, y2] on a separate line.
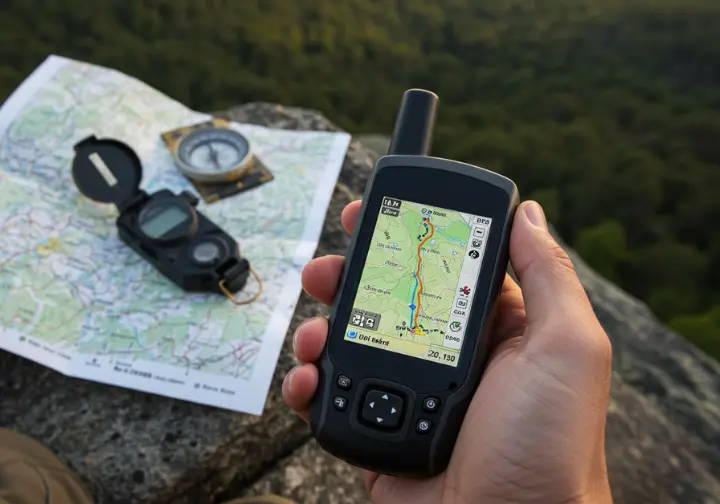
[0, 55, 350, 414]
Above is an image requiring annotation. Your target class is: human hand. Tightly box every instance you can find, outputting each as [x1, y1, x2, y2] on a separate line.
[283, 200, 613, 504]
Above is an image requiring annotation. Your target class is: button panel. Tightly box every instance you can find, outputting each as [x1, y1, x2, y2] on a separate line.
[361, 390, 403, 429]
[331, 372, 353, 414]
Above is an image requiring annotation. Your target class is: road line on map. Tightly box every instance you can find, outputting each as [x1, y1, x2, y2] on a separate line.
[412, 218, 435, 332]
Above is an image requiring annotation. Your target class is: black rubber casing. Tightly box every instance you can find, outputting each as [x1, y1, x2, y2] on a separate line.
[310, 155, 519, 478]
[115, 190, 250, 294]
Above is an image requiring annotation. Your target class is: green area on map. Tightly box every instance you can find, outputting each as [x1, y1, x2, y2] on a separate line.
[351, 199, 472, 348]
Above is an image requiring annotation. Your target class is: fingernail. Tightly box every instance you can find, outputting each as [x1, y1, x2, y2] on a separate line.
[524, 201, 547, 231]
[286, 367, 297, 393]
[292, 319, 310, 351]
[292, 327, 300, 352]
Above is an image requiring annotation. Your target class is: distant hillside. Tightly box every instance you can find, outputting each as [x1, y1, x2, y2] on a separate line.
[1, 0, 719, 357]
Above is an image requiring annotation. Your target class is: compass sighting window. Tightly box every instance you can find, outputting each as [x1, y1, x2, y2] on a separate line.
[139, 205, 191, 239]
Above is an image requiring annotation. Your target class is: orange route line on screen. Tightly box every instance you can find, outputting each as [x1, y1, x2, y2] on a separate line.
[412, 217, 435, 332]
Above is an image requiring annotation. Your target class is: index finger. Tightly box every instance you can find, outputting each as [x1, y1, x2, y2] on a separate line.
[300, 201, 362, 306]
[341, 200, 362, 235]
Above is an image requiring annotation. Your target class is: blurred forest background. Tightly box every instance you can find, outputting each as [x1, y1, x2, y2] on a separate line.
[1, 0, 719, 358]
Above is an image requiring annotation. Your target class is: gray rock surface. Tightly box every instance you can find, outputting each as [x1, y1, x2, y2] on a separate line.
[237, 440, 370, 504]
[1, 103, 719, 504]
[353, 134, 391, 159]
[568, 240, 720, 504]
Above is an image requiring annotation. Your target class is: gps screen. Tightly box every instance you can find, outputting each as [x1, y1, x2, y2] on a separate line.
[343, 197, 492, 367]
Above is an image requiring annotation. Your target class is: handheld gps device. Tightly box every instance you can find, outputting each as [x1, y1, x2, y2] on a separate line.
[309, 89, 520, 478]
[71, 135, 252, 296]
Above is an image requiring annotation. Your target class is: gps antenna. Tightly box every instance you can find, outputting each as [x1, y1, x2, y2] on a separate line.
[387, 88, 438, 157]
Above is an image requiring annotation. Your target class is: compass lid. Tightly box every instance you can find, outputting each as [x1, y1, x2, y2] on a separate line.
[72, 135, 143, 208]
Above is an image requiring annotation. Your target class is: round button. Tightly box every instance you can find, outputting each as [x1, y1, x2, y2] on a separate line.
[337, 375, 352, 390]
[423, 397, 440, 412]
[416, 419, 432, 434]
[333, 396, 348, 411]
[191, 241, 221, 265]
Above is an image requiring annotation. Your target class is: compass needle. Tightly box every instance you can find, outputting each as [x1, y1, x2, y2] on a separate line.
[206, 142, 221, 170]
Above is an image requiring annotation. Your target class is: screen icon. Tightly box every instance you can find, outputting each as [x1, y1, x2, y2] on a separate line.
[350, 308, 381, 331]
[456, 298, 468, 309]
[473, 227, 486, 238]
[382, 197, 401, 209]
[468, 250, 479, 259]
[472, 238, 483, 248]
[449, 321, 463, 332]
[347, 330, 357, 339]
[460, 286, 471, 296]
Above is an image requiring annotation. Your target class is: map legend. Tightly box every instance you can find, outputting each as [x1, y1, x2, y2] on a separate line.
[443, 218, 491, 350]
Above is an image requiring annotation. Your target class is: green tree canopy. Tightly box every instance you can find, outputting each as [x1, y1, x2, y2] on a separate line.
[0, 0, 718, 358]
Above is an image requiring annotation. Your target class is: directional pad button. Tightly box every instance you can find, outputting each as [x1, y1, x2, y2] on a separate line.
[361, 390, 404, 429]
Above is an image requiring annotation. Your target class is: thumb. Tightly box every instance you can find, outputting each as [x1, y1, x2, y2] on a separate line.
[509, 201, 596, 333]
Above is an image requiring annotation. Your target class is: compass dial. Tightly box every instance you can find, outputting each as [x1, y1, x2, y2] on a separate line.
[175, 127, 253, 182]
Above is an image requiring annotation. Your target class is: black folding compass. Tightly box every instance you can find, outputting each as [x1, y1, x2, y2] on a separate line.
[71, 135, 261, 302]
